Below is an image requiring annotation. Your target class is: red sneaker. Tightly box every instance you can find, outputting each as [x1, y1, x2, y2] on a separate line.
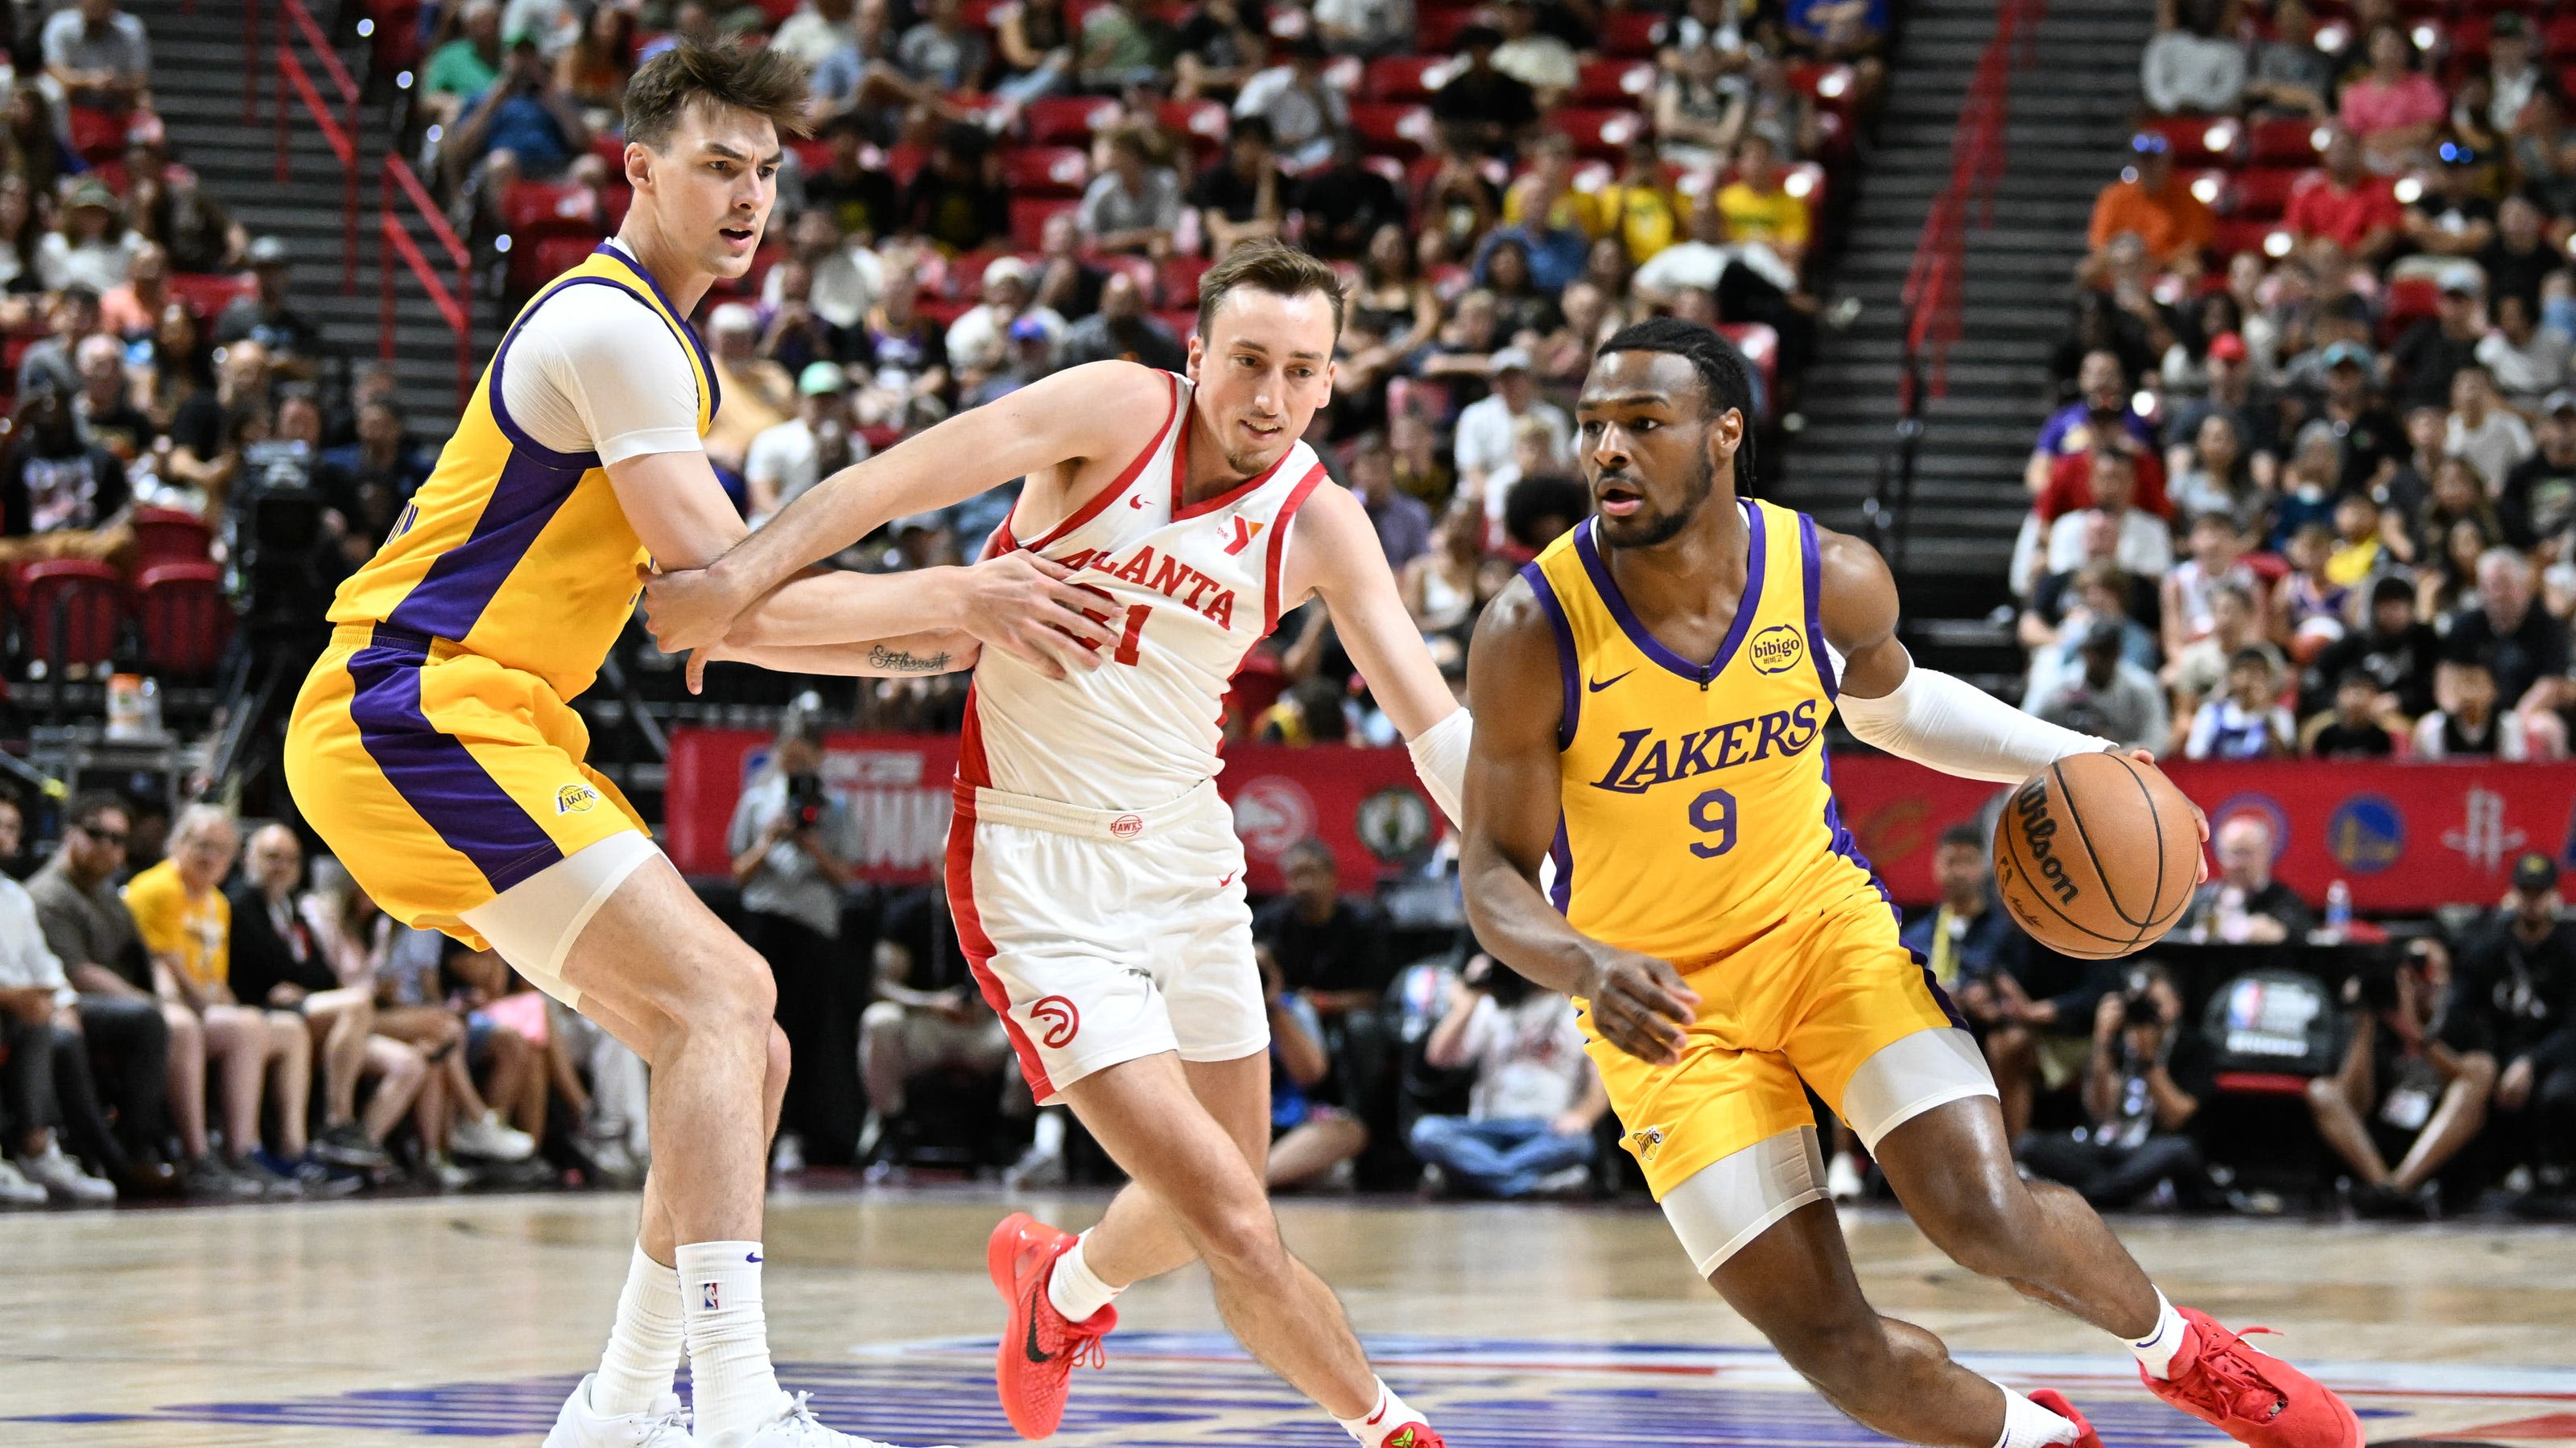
[2140, 1306, 2362, 1448]
[1378, 1421, 1445, 1448]
[988, 1211, 1115, 1440]
[2027, 1389, 2103, 1448]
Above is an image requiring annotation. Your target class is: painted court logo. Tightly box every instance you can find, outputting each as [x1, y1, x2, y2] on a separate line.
[555, 784, 601, 815]
[1748, 624, 1805, 675]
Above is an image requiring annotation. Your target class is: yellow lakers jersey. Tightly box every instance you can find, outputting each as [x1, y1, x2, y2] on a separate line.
[1525, 498, 1886, 964]
[325, 243, 715, 699]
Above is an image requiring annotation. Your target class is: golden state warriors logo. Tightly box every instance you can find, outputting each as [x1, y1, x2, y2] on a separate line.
[555, 784, 601, 815]
[1626, 1124, 1668, 1164]
[1748, 625, 1805, 675]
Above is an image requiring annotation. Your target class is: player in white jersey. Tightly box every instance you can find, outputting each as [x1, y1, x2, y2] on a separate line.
[642, 241, 1472, 1448]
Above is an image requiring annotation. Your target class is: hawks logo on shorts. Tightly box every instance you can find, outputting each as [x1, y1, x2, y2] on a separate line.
[555, 784, 601, 815]
[1030, 996, 1082, 1050]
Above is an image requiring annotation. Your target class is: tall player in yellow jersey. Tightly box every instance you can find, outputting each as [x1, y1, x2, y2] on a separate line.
[283, 43, 1110, 1448]
[1461, 319, 2360, 1448]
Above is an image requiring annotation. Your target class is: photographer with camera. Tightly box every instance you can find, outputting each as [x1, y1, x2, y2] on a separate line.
[2306, 935, 2496, 1218]
[1406, 950, 1606, 1199]
[726, 711, 862, 1167]
[2444, 852, 2576, 1209]
[2016, 963, 2219, 1211]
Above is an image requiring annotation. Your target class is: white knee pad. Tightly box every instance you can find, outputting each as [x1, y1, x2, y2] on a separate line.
[457, 830, 662, 1012]
[1839, 1027, 1998, 1153]
[1661, 1124, 1829, 1277]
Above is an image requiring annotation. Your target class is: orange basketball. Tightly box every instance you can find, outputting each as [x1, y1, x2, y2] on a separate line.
[1992, 751, 2202, 959]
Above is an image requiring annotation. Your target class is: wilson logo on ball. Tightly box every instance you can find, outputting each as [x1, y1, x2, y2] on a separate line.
[2013, 779, 2081, 906]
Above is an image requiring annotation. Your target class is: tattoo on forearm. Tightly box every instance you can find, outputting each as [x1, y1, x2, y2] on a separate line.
[869, 646, 951, 673]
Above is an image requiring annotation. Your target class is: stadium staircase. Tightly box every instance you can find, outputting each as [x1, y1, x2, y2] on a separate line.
[134, 0, 500, 431]
[1788, 0, 2154, 690]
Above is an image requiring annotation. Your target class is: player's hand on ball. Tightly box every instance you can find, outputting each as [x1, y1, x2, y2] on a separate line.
[2119, 747, 2211, 884]
[1579, 947, 1701, 1066]
[958, 551, 1116, 679]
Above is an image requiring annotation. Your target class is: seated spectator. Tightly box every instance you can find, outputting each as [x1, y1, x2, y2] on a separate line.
[18, 286, 101, 405]
[704, 303, 796, 477]
[2388, 272, 2485, 413]
[2032, 449, 2173, 596]
[2028, 617, 2170, 753]
[1077, 129, 1182, 259]
[2400, 142, 2496, 261]
[2480, 295, 2571, 415]
[1480, 236, 1560, 339]
[2184, 646, 2296, 759]
[1982, 939, 2115, 1141]
[2447, 855, 2576, 1203]
[770, 0, 864, 68]
[2023, 549, 2157, 688]
[2024, 348, 2155, 497]
[2446, 547, 2568, 720]
[1452, 347, 1571, 508]
[366, 916, 535, 1174]
[1313, 0, 1410, 59]
[72, 332, 154, 470]
[43, 0, 153, 115]
[1488, 0, 1576, 105]
[1493, 134, 1595, 292]
[2462, 13, 2549, 150]
[438, 949, 559, 1169]
[1656, 39, 1745, 171]
[127, 805, 336, 1195]
[1194, 117, 1288, 257]
[0, 381, 130, 568]
[2311, 345, 2407, 497]
[450, 36, 592, 184]
[2269, 521, 2347, 655]
[2302, 668, 2400, 757]
[1901, 822, 2021, 1029]
[2500, 392, 2576, 551]
[946, 256, 1064, 394]
[907, 127, 1013, 256]
[966, 316, 1059, 408]
[2479, 194, 2555, 319]
[2140, 0, 2243, 116]
[991, 0, 1075, 104]
[1254, 840, 1391, 1016]
[1261, 947, 1368, 1190]
[762, 214, 873, 343]
[1077, 0, 1171, 91]
[1781, 0, 1886, 111]
[747, 363, 868, 526]
[2179, 816, 2311, 944]
[801, 119, 902, 245]
[2165, 581, 2285, 749]
[1410, 951, 1605, 1199]
[1404, 497, 1507, 668]
[2285, 129, 2403, 262]
[1294, 136, 1406, 262]
[1433, 26, 1540, 159]
[2413, 654, 2537, 760]
[2163, 510, 2262, 660]
[2449, 365, 2537, 500]
[2168, 413, 2264, 531]
[2325, 491, 2384, 589]
[2339, 25, 2445, 171]
[898, 0, 991, 93]
[214, 237, 324, 369]
[316, 398, 434, 566]
[2018, 966, 2215, 1210]
[229, 825, 422, 1173]
[2306, 573, 2439, 721]
[555, 1, 636, 130]
[1056, 273, 1180, 373]
[40, 183, 145, 298]
[2308, 935, 2491, 1215]
[1715, 134, 1812, 274]
[1345, 431, 1431, 570]
[861, 877, 1017, 1164]
[2090, 132, 2215, 279]
[0, 794, 126, 1204]
[2245, 0, 2331, 117]
[1389, 409, 1454, 506]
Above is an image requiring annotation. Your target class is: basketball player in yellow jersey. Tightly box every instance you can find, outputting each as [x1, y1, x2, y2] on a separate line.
[1461, 319, 2361, 1448]
[283, 42, 1110, 1448]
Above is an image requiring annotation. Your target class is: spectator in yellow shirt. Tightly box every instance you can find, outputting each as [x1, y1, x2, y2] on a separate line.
[126, 804, 321, 1195]
[1715, 134, 1812, 270]
[1596, 138, 1683, 266]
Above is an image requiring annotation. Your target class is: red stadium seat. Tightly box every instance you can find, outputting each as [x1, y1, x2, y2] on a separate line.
[167, 273, 256, 318]
[1787, 62, 1858, 113]
[1718, 323, 1777, 418]
[1349, 102, 1437, 158]
[1023, 95, 1120, 146]
[18, 560, 124, 674]
[2549, 14, 2576, 59]
[881, 142, 930, 185]
[2210, 218, 2285, 259]
[1414, 7, 1475, 49]
[2382, 276, 2441, 344]
[2139, 115, 2239, 163]
[1600, 9, 1662, 57]
[2227, 166, 2305, 220]
[1548, 108, 1649, 159]
[2248, 117, 2329, 164]
[1009, 196, 1078, 250]
[1091, 252, 1158, 301]
[135, 562, 232, 679]
[999, 145, 1091, 196]
[516, 234, 600, 295]
[1159, 99, 1232, 151]
[1574, 58, 1657, 105]
[67, 106, 126, 163]
[128, 507, 211, 573]
[1366, 55, 1452, 102]
[502, 180, 605, 239]
[1158, 253, 1213, 307]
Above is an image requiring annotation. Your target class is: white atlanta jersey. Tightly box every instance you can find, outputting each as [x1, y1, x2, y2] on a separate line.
[960, 369, 1327, 811]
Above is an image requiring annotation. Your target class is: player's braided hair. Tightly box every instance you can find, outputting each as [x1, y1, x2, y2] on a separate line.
[1595, 316, 1760, 480]
[625, 39, 812, 151]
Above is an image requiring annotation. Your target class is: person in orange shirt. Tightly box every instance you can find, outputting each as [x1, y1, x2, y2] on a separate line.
[2087, 131, 2215, 276]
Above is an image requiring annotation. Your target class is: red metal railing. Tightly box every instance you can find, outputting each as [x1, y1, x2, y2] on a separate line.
[380, 155, 475, 409]
[1899, 0, 2046, 406]
[272, 0, 362, 293]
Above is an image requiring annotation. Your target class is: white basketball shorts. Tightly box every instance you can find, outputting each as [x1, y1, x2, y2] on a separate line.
[945, 777, 1268, 1104]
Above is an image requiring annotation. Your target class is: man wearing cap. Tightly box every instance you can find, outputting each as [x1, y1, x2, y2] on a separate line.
[944, 254, 1065, 388]
[968, 314, 1064, 407]
[1451, 345, 1571, 504]
[2501, 390, 2576, 549]
[2087, 131, 2216, 276]
[1232, 34, 1349, 169]
[2285, 127, 2402, 262]
[1431, 24, 1538, 157]
[747, 362, 871, 526]
[2025, 617, 2169, 755]
[2314, 336, 2407, 494]
[2447, 852, 2576, 1203]
[213, 237, 321, 365]
[2165, 331, 2277, 468]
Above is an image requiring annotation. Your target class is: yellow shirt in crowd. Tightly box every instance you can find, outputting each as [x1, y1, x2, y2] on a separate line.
[125, 858, 231, 994]
[1716, 180, 1811, 250]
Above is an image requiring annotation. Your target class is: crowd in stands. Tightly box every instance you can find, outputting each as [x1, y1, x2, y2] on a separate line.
[2037, 0, 2576, 765]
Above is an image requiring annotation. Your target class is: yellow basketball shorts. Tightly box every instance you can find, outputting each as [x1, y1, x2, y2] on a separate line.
[284, 622, 648, 948]
[1582, 892, 1976, 1201]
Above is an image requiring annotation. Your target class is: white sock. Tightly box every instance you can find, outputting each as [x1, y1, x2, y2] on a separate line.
[675, 1240, 791, 1442]
[1031, 1108, 1067, 1157]
[1335, 1380, 1426, 1448]
[1993, 1386, 2083, 1448]
[590, 1244, 685, 1417]
[2126, 1289, 2189, 1380]
[1045, 1230, 1122, 1322]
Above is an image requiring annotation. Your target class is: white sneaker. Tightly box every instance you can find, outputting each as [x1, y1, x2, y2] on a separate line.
[739, 1391, 956, 1447]
[1827, 1153, 1866, 1202]
[0, 1157, 47, 1207]
[543, 1374, 694, 1446]
[19, 1143, 115, 1204]
[453, 1111, 537, 1161]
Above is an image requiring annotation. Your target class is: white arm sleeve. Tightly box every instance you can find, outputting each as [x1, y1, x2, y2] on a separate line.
[1839, 659, 2116, 784]
[498, 283, 705, 465]
[1405, 706, 1471, 827]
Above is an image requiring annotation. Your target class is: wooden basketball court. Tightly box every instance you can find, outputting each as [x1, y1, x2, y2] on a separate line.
[6, 1187, 2572, 1446]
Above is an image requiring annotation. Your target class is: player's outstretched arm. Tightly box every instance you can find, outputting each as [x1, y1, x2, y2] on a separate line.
[1459, 578, 1699, 1066]
[700, 629, 979, 679]
[1286, 485, 1470, 823]
[1817, 525, 2119, 782]
[645, 361, 1173, 653]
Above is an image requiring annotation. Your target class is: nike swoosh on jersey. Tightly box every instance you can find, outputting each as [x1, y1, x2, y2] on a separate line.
[1587, 670, 1636, 693]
